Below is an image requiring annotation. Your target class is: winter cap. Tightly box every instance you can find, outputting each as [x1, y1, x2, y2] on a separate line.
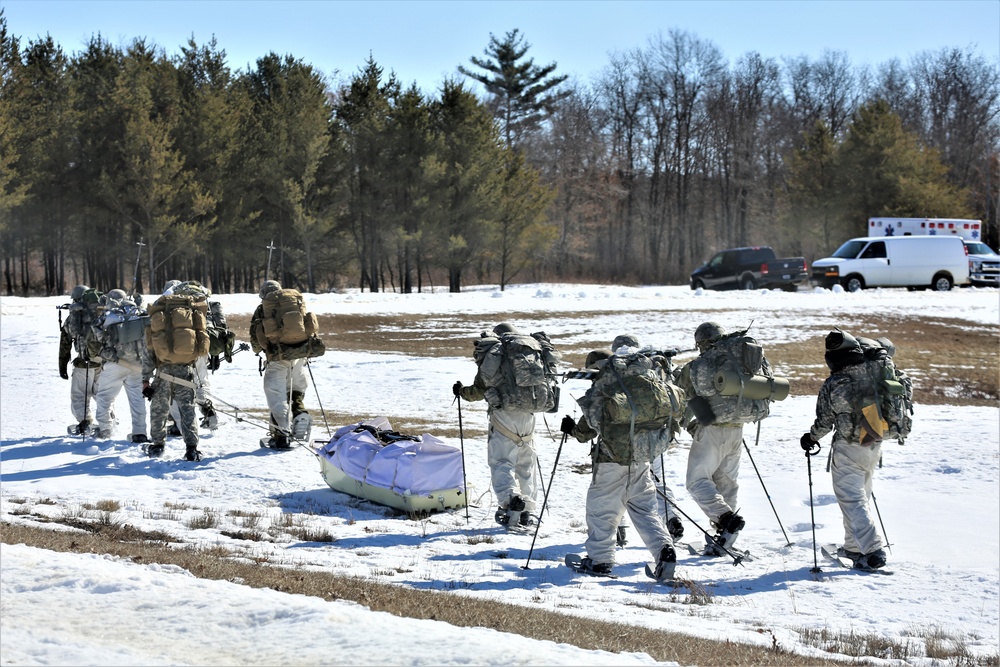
[585, 350, 610, 369]
[493, 322, 518, 336]
[70, 285, 89, 301]
[107, 289, 127, 300]
[611, 334, 639, 353]
[162, 279, 182, 295]
[259, 280, 282, 298]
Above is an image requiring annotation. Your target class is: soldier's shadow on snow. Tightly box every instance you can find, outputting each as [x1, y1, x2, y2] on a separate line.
[0, 437, 80, 463]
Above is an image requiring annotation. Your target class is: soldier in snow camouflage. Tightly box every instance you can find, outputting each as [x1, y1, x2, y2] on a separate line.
[801, 329, 888, 571]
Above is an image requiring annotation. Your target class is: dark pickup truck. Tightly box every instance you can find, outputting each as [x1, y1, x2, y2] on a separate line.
[690, 246, 808, 291]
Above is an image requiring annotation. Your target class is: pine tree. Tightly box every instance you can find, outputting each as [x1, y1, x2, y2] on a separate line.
[459, 29, 569, 149]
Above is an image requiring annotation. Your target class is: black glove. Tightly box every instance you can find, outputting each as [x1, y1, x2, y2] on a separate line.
[800, 432, 817, 451]
[142, 384, 155, 400]
[452, 381, 463, 397]
[59, 361, 69, 380]
[560, 415, 576, 434]
[207, 355, 221, 372]
[667, 516, 684, 540]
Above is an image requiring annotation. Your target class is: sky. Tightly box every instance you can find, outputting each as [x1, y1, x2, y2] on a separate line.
[1, 282, 998, 664]
[2, 0, 998, 94]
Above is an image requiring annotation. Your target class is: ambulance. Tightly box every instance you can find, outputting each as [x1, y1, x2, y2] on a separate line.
[868, 217, 982, 241]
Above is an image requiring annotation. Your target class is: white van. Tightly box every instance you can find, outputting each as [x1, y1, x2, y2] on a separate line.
[811, 235, 969, 291]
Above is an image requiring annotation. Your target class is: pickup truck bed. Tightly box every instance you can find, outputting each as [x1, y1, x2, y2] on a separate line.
[690, 246, 808, 291]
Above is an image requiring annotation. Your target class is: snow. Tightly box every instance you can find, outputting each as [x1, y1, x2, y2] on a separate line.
[2, 283, 998, 665]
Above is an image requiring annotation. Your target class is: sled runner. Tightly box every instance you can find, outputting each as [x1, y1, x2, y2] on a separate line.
[315, 417, 467, 515]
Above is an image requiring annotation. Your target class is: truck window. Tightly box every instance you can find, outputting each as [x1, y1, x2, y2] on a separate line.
[746, 249, 772, 264]
[831, 240, 867, 259]
[859, 241, 886, 259]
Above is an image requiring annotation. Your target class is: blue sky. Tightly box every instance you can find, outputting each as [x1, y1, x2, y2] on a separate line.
[3, 0, 998, 92]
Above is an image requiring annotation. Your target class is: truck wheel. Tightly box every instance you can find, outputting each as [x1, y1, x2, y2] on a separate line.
[740, 275, 756, 290]
[843, 275, 865, 292]
[691, 279, 705, 291]
[932, 273, 953, 291]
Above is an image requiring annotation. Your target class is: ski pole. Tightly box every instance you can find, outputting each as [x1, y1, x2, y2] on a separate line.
[456, 394, 469, 522]
[654, 487, 748, 567]
[305, 359, 331, 438]
[742, 438, 793, 547]
[805, 440, 822, 574]
[535, 455, 548, 515]
[523, 430, 568, 570]
[871, 491, 892, 554]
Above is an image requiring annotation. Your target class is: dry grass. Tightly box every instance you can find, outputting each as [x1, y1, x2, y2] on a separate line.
[227, 310, 998, 408]
[2, 520, 853, 666]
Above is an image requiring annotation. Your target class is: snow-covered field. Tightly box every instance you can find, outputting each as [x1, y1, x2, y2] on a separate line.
[2, 284, 998, 665]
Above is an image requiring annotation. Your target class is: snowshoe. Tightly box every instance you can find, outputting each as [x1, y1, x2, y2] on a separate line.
[565, 554, 617, 579]
[820, 544, 893, 575]
[145, 443, 165, 458]
[184, 448, 203, 462]
[260, 434, 292, 450]
[291, 412, 312, 441]
[67, 421, 97, 436]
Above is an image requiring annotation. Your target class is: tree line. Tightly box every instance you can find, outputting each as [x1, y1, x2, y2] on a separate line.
[1, 15, 997, 295]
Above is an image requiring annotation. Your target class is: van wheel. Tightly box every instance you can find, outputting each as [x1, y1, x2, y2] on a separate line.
[691, 279, 705, 291]
[932, 273, 953, 291]
[843, 275, 865, 292]
[740, 275, 756, 290]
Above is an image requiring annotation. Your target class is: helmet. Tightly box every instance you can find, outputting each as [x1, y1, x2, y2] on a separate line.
[70, 285, 89, 301]
[162, 279, 182, 295]
[694, 321, 727, 348]
[585, 350, 610, 369]
[107, 289, 127, 301]
[493, 322, 518, 336]
[259, 280, 282, 298]
[876, 337, 896, 358]
[611, 334, 639, 353]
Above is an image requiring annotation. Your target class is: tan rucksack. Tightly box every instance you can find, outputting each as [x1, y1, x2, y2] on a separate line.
[146, 294, 210, 364]
[257, 288, 319, 347]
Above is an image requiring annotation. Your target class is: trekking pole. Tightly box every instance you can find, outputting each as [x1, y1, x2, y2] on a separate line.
[456, 394, 470, 522]
[130, 237, 145, 297]
[659, 451, 669, 519]
[804, 440, 823, 574]
[535, 455, 548, 514]
[523, 430, 568, 570]
[265, 240, 276, 281]
[871, 491, 892, 554]
[742, 438, 793, 547]
[653, 487, 748, 567]
[305, 359, 331, 438]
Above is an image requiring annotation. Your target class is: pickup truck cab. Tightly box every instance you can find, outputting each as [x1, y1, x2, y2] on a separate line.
[690, 246, 808, 291]
[965, 241, 1000, 287]
[811, 235, 969, 291]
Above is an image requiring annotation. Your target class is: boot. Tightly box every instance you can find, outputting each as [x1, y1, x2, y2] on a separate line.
[184, 447, 203, 462]
[145, 442, 165, 458]
[291, 390, 307, 417]
[652, 544, 677, 582]
[130, 434, 149, 444]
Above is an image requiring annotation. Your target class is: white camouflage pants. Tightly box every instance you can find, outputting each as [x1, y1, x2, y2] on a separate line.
[585, 460, 673, 565]
[263, 358, 308, 435]
[168, 356, 210, 430]
[487, 408, 538, 512]
[831, 439, 885, 555]
[685, 423, 744, 525]
[69, 364, 101, 424]
[95, 361, 147, 437]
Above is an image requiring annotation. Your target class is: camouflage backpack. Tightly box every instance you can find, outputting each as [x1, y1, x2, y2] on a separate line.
[97, 294, 148, 360]
[857, 337, 914, 444]
[63, 288, 105, 358]
[577, 349, 687, 464]
[688, 330, 774, 424]
[146, 293, 210, 364]
[473, 331, 560, 412]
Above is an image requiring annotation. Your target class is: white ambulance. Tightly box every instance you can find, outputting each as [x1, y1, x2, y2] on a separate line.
[868, 217, 982, 241]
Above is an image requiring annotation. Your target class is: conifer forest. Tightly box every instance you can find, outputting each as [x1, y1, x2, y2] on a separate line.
[1, 15, 997, 295]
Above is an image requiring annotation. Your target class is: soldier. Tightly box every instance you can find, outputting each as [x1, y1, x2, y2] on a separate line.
[801, 329, 889, 571]
[58, 285, 104, 436]
[92, 289, 149, 442]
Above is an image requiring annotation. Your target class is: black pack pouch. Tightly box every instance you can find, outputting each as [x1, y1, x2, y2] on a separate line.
[688, 395, 717, 426]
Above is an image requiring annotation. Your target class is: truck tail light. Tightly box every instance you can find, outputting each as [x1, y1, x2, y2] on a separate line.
[761, 263, 769, 275]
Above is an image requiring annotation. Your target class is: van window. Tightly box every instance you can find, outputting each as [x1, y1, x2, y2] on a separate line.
[831, 240, 867, 259]
[860, 241, 887, 259]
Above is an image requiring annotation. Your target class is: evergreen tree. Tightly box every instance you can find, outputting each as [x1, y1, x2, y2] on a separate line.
[459, 29, 569, 149]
